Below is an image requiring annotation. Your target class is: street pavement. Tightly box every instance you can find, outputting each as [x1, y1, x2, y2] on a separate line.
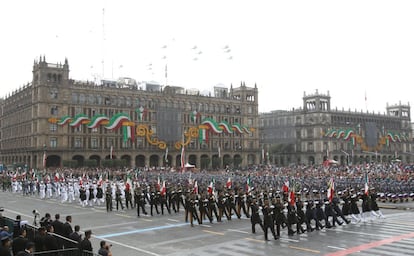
[1, 191, 414, 256]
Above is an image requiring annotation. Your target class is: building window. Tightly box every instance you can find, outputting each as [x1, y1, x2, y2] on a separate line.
[71, 93, 78, 104]
[50, 124, 57, 132]
[247, 118, 253, 126]
[51, 106, 58, 115]
[74, 138, 82, 148]
[91, 138, 98, 149]
[50, 89, 58, 99]
[50, 138, 57, 148]
[308, 142, 314, 152]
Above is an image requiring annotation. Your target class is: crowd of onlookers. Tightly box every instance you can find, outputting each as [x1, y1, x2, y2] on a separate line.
[0, 213, 112, 256]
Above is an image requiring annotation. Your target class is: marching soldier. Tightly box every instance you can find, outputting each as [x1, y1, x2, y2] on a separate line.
[115, 185, 124, 211]
[124, 184, 133, 209]
[105, 184, 113, 212]
[295, 192, 307, 234]
[272, 194, 286, 238]
[208, 192, 220, 222]
[262, 198, 277, 241]
[250, 197, 264, 234]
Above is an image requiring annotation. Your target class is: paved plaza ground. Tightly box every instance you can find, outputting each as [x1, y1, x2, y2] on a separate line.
[1, 191, 414, 256]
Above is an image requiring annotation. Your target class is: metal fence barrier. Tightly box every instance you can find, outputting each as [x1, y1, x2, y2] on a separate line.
[1, 215, 99, 256]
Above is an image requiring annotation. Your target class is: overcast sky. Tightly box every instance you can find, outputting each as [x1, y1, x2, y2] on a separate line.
[1, 0, 413, 118]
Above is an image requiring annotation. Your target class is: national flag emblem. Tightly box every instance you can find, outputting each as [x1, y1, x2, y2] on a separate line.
[364, 172, 369, 195]
[207, 179, 214, 195]
[282, 179, 289, 193]
[193, 180, 198, 195]
[160, 180, 166, 196]
[226, 177, 232, 189]
[327, 177, 335, 202]
[246, 177, 253, 192]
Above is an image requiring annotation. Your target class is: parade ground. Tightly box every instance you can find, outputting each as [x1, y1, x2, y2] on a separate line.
[1, 191, 414, 256]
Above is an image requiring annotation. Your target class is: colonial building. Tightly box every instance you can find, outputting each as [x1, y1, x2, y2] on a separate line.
[260, 90, 413, 166]
[0, 56, 260, 169]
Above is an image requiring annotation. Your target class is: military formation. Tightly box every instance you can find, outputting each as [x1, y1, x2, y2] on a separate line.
[1, 163, 414, 241]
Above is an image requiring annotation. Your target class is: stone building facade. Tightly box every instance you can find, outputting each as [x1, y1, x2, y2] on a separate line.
[260, 90, 413, 166]
[0, 57, 260, 169]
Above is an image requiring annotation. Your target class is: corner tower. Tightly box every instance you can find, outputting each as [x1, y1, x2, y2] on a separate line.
[32, 56, 69, 86]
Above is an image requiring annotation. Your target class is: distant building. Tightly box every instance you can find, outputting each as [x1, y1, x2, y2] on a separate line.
[260, 90, 413, 166]
[0, 56, 260, 169]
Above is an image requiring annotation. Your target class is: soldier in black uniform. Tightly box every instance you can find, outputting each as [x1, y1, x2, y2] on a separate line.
[217, 190, 230, 221]
[134, 188, 148, 217]
[324, 198, 342, 227]
[310, 190, 325, 230]
[168, 187, 178, 213]
[149, 188, 159, 216]
[176, 187, 185, 213]
[124, 186, 133, 209]
[350, 189, 361, 223]
[186, 191, 199, 227]
[360, 189, 371, 221]
[96, 184, 104, 206]
[226, 191, 241, 219]
[250, 197, 264, 234]
[286, 200, 298, 236]
[88, 185, 95, 206]
[208, 192, 219, 222]
[105, 184, 112, 212]
[159, 190, 171, 215]
[315, 197, 331, 228]
[236, 188, 250, 218]
[272, 194, 286, 238]
[115, 185, 124, 211]
[199, 193, 213, 224]
[79, 186, 87, 207]
[262, 198, 278, 241]
[295, 192, 307, 234]
[341, 190, 351, 218]
[369, 187, 384, 218]
[332, 194, 350, 224]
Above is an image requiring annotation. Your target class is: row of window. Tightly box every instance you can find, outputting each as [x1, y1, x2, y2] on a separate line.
[46, 137, 255, 150]
[68, 93, 253, 114]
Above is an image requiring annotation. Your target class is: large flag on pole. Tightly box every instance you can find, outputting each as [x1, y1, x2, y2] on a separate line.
[364, 172, 369, 195]
[327, 177, 335, 202]
[282, 179, 289, 193]
[226, 177, 232, 189]
[207, 178, 215, 195]
[160, 180, 166, 196]
[246, 176, 253, 193]
[193, 180, 198, 195]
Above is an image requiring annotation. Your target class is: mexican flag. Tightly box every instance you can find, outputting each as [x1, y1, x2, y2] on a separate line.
[226, 177, 232, 189]
[364, 172, 369, 195]
[199, 128, 208, 144]
[246, 177, 253, 193]
[327, 177, 335, 202]
[207, 178, 215, 195]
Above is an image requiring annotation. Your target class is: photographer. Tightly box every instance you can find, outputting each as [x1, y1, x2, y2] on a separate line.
[98, 240, 112, 256]
[32, 210, 40, 226]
